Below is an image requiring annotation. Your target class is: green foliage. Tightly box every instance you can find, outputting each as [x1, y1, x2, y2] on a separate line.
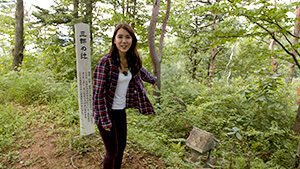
[128, 57, 298, 168]
[127, 111, 198, 168]
[32, 5, 73, 26]
[68, 136, 92, 153]
[1, 0, 300, 168]
[0, 103, 27, 152]
[0, 2, 15, 59]
[0, 69, 81, 167]
[0, 70, 77, 105]
[168, 0, 248, 81]
[240, 69, 294, 128]
[26, 25, 77, 80]
[230, 39, 273, 78]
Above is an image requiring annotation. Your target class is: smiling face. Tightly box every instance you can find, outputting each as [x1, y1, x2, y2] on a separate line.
[114, 28, 133, 57]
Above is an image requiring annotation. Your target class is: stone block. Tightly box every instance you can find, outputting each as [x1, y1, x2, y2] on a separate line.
[186, 126, 216, 154]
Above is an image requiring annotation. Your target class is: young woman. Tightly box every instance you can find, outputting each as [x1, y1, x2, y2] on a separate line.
[93, 23, 157, 169]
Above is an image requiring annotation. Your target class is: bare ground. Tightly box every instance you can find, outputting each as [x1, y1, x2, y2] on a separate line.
[6, 125, 166, 169]
[1, 104, 166, 169]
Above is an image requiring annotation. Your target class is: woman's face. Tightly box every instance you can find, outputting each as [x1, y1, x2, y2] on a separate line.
[114, 28, 133, 57]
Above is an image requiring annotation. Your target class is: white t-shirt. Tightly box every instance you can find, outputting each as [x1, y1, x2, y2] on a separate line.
[112, 70, 132, 110]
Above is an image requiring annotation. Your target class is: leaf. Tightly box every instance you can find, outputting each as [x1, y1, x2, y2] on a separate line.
[236, 132, 242, 140]
[254, 69, 262, 73]
[227, 131, 236, 135]
[232, 127, 240, 132]
[255, 95, 265, 101]
[240, 89, 250, 97]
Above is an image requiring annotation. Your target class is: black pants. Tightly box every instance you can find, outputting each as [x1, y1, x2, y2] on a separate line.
[97, 109, 127, 169]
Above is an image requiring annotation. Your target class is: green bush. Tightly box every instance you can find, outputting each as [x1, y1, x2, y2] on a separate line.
[0, 70, 78, 106]
[1, 50, 299, 168]
[131, 63, 299, 168]
[0, 103, 28, 152]
[0, 70, 80, 128]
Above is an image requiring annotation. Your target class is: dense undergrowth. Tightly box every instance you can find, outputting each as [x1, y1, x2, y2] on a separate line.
[0, 60, 299, 168]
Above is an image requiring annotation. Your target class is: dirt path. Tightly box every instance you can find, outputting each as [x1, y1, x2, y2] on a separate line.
[2, 104, 166, 169]
[9, 124, 165, 169]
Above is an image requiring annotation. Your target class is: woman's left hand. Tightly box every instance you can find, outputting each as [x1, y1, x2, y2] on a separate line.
[152, 82, 157, 88]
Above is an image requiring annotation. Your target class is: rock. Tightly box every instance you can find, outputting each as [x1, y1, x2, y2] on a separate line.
[186, 126, 217, 154]
[186, 126, 220, 164]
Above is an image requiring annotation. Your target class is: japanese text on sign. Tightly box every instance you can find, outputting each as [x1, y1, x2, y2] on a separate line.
[75, 23, 94, 136]
[80, 31, 88, 59]
[78, 71, 93, 123]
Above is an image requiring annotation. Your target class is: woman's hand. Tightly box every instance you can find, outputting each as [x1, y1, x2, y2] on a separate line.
[152, 82, 157, 88]
[105, 128, 111, 131]
[152, 78, 157, 88]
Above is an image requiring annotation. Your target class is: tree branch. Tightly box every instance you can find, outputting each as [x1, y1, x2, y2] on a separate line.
[158, 0, 171, 63]
[198, 23, 213, 29]
[217, 47, 231, 58]
[229, 1, 300, 70]
[224, 41, 237, 75]
[188, 0, 212, 4]
[281, 32, 300, 58]
[192, 45, 210, 52]
[254, 20, 300, 69]
[172, 96, 187, 108]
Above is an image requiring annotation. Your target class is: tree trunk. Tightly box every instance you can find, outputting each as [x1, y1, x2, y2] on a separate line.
[291, 6, 300, 81]
[293, 7, 300, 168]
[294, 104, 300, 133]
[269, 0, 278, 74]
[122, 0, 125, 16]
[131, 0, 137, 29]
[83, 0, 94, 53]
[73, 0, 79, 42]
[148, 0, 161, 99]
[190, 47, 198, 80]
[290, 63, 296, 80]
[208, 47, 217, 88]
[294, 5, 300, 45]
[148, 0, 171, 100]
[294, 106, 300, 168]
[148, 0, 160, 75]
[293, 6, 300, 132]
[158, 0, 171, 59]
[83, 0, 94, 39]
[73, 0, 79, 18]
[294, 134, 300, 168]
[13, 0, 24, 71]
[208, 13, 217, 87]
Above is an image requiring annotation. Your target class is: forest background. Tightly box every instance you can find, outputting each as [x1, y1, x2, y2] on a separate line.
[1, 0, 300, 168]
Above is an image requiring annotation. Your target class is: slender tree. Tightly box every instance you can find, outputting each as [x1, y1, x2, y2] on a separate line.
[292, 5, 300, 169]
[293, 7, 300, 133]
[208, 13, 217, 88]
[169, 0, 240, 83]
[73, 0, 78, 19]
[13, 0, 24, 71]
[83, 0, 95, 42]
[290, 5, 300, 80]
[148, 0, 171, 99]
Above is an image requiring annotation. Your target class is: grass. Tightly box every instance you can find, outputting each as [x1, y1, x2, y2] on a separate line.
[0, 101, 166, 168]
[1, 68, 299, 168]
[0, 102, 30, 167]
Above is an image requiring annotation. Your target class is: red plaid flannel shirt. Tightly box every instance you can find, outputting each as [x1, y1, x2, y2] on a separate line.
[93, 54, 157, 129]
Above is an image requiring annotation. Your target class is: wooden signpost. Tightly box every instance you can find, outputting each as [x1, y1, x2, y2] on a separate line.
[75, 23, 95, 136]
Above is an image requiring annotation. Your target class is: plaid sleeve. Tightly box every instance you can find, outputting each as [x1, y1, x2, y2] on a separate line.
[93, 57, 112, 130]
[140, 67, 157, 84]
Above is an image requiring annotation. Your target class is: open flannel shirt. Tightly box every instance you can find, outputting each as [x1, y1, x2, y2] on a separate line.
[93, 54, 157, 129]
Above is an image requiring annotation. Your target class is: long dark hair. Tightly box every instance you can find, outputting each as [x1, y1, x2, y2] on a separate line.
[109, 23, 142, 74]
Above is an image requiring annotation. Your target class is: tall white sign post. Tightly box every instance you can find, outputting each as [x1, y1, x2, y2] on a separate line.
[75, 23, 95, 136]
